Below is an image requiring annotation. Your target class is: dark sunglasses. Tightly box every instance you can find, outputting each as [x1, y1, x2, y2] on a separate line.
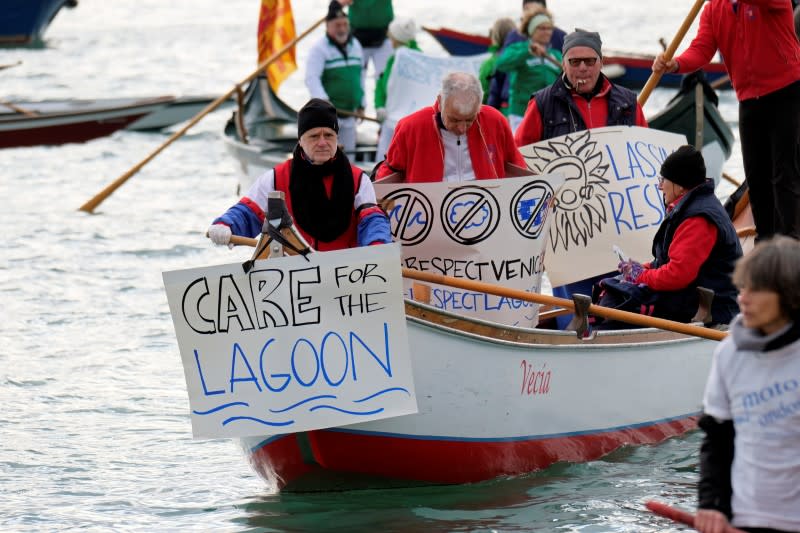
[567, 57, 599, 67]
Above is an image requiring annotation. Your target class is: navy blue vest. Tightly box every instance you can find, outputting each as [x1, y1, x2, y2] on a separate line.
[533, 76, 638, 140]
[650, 179, 742, 324]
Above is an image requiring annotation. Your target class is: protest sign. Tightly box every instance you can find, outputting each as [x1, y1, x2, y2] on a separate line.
[519, 126, 686, 286]
[385, 48, 488, 124]
[375, 174, 564, 327]
[162, 244, 416, 439]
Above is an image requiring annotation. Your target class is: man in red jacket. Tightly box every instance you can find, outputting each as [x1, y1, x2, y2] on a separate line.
[207, 98, 391, 251]
[653, 0, 800, 241]
[375, 71, 525, 182]
[514, 29, 648, 147]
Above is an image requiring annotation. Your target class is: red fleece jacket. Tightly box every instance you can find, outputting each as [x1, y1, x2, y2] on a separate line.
[377, 100, 525, 182]
[637, 194, 719, 291]
[674, 0, 800, 101]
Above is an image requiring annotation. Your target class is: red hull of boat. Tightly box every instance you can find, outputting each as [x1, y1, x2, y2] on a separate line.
[0, 113, 147, 148]
[248, 415, 698, 491]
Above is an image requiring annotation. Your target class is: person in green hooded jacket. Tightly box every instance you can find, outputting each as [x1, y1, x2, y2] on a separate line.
[339, 0, 394, 84]
[495, 6, 562, 132]
[478, 17, 516, 113]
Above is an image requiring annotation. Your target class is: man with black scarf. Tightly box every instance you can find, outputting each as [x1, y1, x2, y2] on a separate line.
[208, 98, 391, 251]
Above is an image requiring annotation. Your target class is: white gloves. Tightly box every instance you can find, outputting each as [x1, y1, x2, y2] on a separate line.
[208, 224, 232, 247]
[375, 107, 387, 122]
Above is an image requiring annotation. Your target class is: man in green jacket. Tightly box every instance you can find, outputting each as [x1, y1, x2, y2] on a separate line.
[305, 1, 365, 154]
[340, 0, 394, 84]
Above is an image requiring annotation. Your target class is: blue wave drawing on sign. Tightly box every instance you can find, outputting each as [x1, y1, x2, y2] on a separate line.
[193, 402, 249, 415]
[200, 385, 409, 429]
[389, 202, 427, 229]
[269, 394, 338, 413]
[309, 405, 385, 416]
[222, 416, 295, 427]
[353, 387, 410, 403]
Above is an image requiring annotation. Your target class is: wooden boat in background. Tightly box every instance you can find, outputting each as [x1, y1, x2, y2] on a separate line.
[222, 76, 379, 193]
[125, 95, 220, 131]
[0, 95, 222, 133]
[423, 26, 731, 90]
[0, 95, 172, 148]
[0, 0, 77, 46]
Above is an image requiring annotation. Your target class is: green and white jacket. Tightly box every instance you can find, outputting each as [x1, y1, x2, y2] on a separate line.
[305, 34, 364, 113]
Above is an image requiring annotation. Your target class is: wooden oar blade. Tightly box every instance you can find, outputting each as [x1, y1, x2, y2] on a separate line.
[645, 500, 748, 533]
[645, 500, 694, 527]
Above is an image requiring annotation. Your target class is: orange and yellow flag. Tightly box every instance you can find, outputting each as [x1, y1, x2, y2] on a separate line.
[257, 0, 297, 90]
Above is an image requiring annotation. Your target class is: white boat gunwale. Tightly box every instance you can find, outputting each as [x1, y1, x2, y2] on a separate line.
[404, 298, 724, 349]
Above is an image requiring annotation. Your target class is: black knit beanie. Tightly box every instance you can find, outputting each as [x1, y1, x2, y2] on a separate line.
[660, 145, 707, 188]
[297, 98, 339, 138]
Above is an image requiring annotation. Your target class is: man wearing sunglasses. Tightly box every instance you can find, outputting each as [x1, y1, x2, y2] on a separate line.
[514, 29, 647, 147]
[513, 29, 648, 330]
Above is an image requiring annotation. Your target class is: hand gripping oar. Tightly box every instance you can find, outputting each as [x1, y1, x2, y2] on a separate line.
[78, 15, 327, 214]
[638, 0, 706, 107]
[645, 501, 746, 533]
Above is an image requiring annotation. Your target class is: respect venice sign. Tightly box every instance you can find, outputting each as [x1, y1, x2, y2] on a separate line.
[375, 174, 565, 328]
[518, 126, 687, 287]
[162, 244, 417, 439]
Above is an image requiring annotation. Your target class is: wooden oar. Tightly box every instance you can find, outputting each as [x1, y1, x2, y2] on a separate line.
[402, 268, 727, 341]
[78, 16, 327, 214]
[0, 99, 38, 117]
[638, 0, 707, 107]
[710, 74, 731, 90]
[223, 233, 726, 340]
[0, 60, 22, 71]
[542, 53, 563, 71]
[645, 501, 746, 533]
[336, 108, 381, 123]
[721, 172, 741, 187]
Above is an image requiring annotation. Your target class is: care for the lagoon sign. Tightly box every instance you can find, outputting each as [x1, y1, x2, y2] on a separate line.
[162, 244, 417, 439]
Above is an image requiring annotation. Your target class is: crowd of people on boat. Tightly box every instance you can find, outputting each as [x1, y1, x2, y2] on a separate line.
[211, 0, 800, 331]
[207, 1, 800, 530]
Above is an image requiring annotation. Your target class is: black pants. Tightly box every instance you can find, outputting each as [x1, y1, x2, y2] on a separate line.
[739, 80, 800, 240]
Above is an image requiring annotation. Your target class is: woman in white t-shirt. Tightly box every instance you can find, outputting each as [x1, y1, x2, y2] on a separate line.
[697, 236, 800, 533]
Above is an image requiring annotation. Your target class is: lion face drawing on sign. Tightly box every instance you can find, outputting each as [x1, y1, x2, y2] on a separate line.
[523, 130, 610, 252]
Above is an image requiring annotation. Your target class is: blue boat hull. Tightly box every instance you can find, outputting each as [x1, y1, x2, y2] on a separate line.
[0, 0, 76, 46]
[423, 26, 731, 91]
